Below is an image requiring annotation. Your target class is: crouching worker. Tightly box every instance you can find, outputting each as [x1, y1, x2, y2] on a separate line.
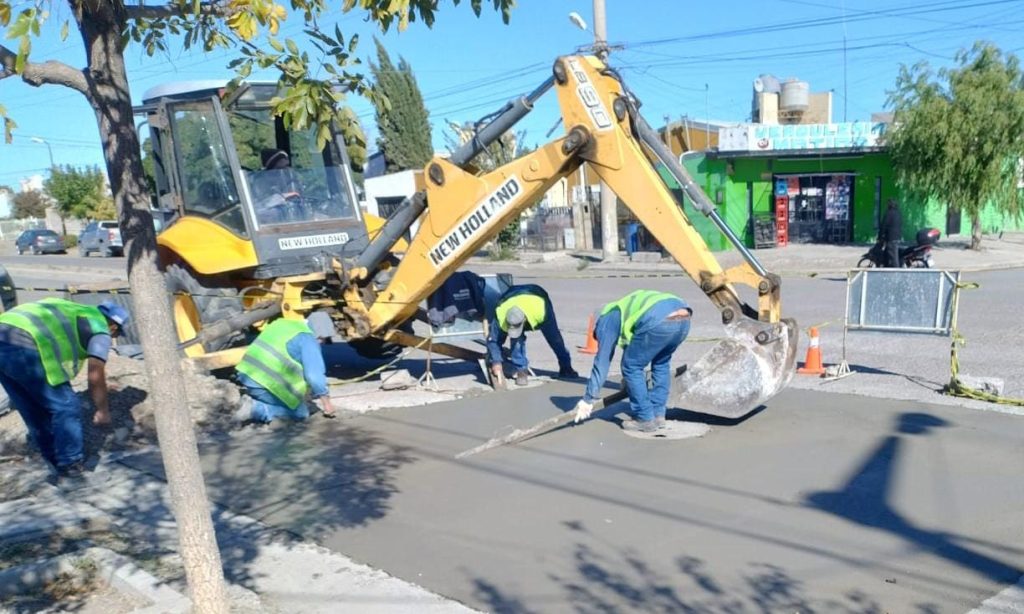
[487, 284, 578, 387]
[235, 312, 337, 424]
[572, 290, 692, 433]
[0, 298, 129, 478]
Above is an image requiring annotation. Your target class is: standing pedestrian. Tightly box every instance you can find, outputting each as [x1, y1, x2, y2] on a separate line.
[880, 199, 903, 268]
[572, 290, 692, 432]
[0, 298, 130, 478]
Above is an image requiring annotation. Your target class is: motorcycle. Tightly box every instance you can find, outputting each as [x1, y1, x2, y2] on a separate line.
[858, 228, 940, 268]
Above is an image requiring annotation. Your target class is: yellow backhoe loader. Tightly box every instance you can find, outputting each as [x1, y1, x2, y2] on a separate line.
[134, 56, 798, 419]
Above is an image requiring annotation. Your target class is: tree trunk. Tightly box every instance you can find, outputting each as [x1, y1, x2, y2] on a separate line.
[971, 214, 982, 250]
[76, 4, 230, 612]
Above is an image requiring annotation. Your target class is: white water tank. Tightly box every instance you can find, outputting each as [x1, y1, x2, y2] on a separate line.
[780, 79, 810, 112]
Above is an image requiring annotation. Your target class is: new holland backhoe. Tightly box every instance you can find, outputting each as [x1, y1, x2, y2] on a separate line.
[134, 56, 798, 418]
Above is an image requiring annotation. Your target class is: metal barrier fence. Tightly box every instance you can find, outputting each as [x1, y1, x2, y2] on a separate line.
[0, 218, 46, 240]
[846, 269, 960, 335]
[521, 207, 574, 251]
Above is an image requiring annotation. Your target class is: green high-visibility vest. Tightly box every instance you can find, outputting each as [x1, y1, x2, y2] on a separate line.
[0, 298, 108, 386]
[496, 293, 547, 332]
[601, 290, 679, 347]
[236, 318, 312, 410]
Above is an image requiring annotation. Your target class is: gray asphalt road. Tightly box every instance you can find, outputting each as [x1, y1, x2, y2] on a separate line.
[122, 384, 1024, 612]
[0, 251, 127, 274]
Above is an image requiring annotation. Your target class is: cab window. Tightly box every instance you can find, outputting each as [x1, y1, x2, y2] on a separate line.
[168, 101, 247, 236]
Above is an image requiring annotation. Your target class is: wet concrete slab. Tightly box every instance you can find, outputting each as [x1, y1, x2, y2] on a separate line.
[122, 384, 1024, 612]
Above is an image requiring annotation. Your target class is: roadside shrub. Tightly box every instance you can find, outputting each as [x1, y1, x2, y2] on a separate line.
[62, 235, 78, 249]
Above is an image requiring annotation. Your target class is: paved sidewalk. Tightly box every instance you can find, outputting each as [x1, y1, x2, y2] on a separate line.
[0, 453, 477, 613]
[468, 232, 1024, 277]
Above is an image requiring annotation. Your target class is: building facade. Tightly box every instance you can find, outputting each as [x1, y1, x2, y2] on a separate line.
[663, 122, 1024, 252]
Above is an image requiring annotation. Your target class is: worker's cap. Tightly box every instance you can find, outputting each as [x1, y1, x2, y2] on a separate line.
[98, 300, 130, 328]
[261, 148, 290, 170]
[504, 306, 527, 339]
[305, 311, 335, 340]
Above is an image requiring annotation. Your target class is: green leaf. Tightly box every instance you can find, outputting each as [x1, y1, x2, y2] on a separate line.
[286, 37, 299, 55]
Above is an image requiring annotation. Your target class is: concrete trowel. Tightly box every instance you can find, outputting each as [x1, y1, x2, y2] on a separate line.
[672, 316, 799, 419]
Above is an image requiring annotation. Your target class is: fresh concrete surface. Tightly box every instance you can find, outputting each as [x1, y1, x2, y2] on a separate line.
[121, 384, 1024, 613]
[54, 455, 476, 613]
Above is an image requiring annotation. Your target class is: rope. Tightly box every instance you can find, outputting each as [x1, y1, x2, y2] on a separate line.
[327, 335, 432, 387]
[943, 281, 1024, 406]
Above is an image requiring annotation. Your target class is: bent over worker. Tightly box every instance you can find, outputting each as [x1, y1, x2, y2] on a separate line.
[0, 298, 129, 478]
[486, 284, 578, 387]
[235, 313, 336, 424]
[573, 290, 692, 433]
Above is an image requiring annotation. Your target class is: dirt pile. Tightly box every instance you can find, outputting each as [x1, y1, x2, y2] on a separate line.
[0, 355, 240, 459]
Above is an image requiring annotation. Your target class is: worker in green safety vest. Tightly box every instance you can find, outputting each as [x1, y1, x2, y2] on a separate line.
[572, 290, 692, 433]
[234, 311, 337, 424]
[0, 298, 130, 479]
[486, 284, 578, 388]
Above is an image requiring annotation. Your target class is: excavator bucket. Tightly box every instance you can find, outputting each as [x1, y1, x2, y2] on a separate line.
[673, 317, 798, 419]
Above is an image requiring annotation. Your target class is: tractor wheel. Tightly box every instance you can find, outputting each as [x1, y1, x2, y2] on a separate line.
[164, 264, 244, 356]
[348, 320, 415, 360]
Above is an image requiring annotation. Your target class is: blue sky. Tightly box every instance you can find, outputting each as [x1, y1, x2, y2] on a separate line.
[2, 0, 1023, 187]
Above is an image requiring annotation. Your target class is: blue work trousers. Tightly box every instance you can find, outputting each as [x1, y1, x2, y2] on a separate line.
[621, 318, 690, 422]
[0, 343, 84, 469]
[492, 311, 573, 373]
[244, 383, 310, 423]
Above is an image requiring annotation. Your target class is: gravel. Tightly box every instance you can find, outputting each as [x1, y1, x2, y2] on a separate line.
[0, 355, 240, 461]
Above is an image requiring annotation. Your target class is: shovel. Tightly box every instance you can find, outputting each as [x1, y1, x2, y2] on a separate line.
[672, 316, 798, 419]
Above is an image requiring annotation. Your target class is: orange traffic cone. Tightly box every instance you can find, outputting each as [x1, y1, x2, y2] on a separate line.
[797, 326, 825, 375]
[578, 314, 599, 355]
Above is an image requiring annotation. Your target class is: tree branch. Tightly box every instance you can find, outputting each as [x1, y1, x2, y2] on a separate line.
[123, 1, 231, 20]
[0, 43, 89, 94]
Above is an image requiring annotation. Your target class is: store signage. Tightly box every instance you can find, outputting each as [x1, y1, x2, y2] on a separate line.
[719, 122, 887, 152]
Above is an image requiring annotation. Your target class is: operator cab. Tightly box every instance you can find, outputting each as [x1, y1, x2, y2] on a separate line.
[134, 81, 368, 278]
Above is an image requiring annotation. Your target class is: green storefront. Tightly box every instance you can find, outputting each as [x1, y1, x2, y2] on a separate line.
[661, 147, 1022, 252]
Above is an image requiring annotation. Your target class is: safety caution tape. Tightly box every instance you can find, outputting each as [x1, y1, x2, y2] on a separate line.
[943, 282, 1024, 407]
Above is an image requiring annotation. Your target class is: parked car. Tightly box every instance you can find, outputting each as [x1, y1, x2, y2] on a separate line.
[15, 229, 66, 255]
[78, 220, 123, 257]
[0, 264, 16, 312]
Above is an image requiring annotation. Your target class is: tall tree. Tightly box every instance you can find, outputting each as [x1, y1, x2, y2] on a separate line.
[886, 42, 1024, 249]
[370, 37, 433, 172]
[44, 164, 105, 221]
[0, 1, 511, 611]
[12, 189, 47, 218]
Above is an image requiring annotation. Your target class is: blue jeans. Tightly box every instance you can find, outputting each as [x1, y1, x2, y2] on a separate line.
[621, 318, 690, 422]
[0, 343, 84, 469]
[244, 383, 309, 423]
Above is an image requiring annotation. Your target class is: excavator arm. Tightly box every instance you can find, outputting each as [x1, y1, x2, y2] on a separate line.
[345, 55, 797, 418]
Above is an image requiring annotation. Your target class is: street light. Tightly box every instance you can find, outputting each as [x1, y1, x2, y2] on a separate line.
[568, 11, 588, 31]
[30, 136, 55, 170]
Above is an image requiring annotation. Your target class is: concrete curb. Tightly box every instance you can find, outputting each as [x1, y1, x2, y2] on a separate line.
[0, 547, 189, 612]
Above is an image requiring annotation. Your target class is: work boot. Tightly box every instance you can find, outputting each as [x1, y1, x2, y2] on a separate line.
[655, 416, 667, 429]
[514, 371, 529, 386]
[56, 462, 88, 491]
[557, 366, 579, 379]
[621, 418, 660, 433]
[233, 396, 254, 425]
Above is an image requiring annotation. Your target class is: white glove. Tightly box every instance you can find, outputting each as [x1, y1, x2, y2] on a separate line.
[573, 399, 594, 423]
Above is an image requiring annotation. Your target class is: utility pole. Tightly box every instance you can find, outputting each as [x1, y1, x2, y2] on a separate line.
[594, 0, 618, 262]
